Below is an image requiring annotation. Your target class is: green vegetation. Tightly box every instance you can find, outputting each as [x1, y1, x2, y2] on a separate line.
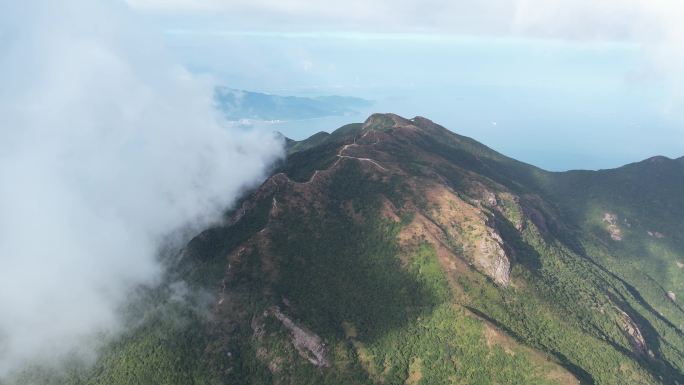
[287, 131, 331, 154]
[218, 160, 570, 384]
[13, 114, 684, 385]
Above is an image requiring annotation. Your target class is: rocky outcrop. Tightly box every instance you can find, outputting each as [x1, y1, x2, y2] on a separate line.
[250, 306, 330, 370]
[415, 184, 512, 287]
[602, 212, 623, 241]
[616, 308, 652, 358]
[271, 306, 330, 367]
[475, 225, 511, 286]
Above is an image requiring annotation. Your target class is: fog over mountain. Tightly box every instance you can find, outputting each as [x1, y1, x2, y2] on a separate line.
[2, 1, 684, 385]
[0, 0, 282, 377]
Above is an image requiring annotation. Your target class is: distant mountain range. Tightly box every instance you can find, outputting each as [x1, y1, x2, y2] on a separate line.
[214, 87, 373, 121]
[13, 114, 684, 385]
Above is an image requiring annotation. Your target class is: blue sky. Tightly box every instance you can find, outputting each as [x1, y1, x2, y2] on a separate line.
[138, 1, 684, 170]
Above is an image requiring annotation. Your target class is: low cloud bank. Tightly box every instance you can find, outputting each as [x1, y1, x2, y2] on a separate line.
[0, 0, 282, 376]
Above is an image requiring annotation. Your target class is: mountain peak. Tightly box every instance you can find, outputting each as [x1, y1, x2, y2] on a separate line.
[644, 155, 673, 163]
[362, 113, 414, 131]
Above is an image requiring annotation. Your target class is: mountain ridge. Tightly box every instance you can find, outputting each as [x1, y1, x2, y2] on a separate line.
[289, 113, 682, 175]
[12, 113, 684, 385]
[200, 113, 684, 384]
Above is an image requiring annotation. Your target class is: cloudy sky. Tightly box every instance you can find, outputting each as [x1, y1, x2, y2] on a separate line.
[125, 0, 684, 170]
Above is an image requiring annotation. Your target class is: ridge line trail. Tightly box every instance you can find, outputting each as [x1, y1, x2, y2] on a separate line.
[298, 133, 387, 185]
[270, 130, 388, 186]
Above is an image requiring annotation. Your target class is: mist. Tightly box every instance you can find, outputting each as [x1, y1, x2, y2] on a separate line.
[0, 0, 283, 377]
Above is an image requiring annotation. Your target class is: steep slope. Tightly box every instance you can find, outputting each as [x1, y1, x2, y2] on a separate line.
[10, 114, 684, 385]
[537, 155, 684, 365]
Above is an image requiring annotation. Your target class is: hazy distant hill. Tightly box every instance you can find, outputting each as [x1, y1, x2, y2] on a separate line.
[214, 87, 373, 121]
[14, 114, 684, 385]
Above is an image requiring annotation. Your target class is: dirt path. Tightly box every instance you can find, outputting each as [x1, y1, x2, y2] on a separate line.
[338, 155, 387, 171]
[290, 137, 387, 185]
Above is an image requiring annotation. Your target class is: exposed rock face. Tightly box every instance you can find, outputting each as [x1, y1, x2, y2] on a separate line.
[616, 308, 651, 358]
[668, 291, 676, 302]
[249, 306, 330, 371]
[648, 231, 665, 239]
[416, 185, 512, 287]
[602, 212, 623, 241]
[271, 306, 330, 367]
[476, 226, 511, 286]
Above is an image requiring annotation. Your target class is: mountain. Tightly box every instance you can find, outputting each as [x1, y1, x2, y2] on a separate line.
[12, 114, 684, 385]
[215, 88, 373, 121]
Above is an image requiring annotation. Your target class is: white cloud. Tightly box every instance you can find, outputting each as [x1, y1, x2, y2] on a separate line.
[0, 0, 282, 377]
[125, 0, 682, 40]
[128, 0, 684, 109]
